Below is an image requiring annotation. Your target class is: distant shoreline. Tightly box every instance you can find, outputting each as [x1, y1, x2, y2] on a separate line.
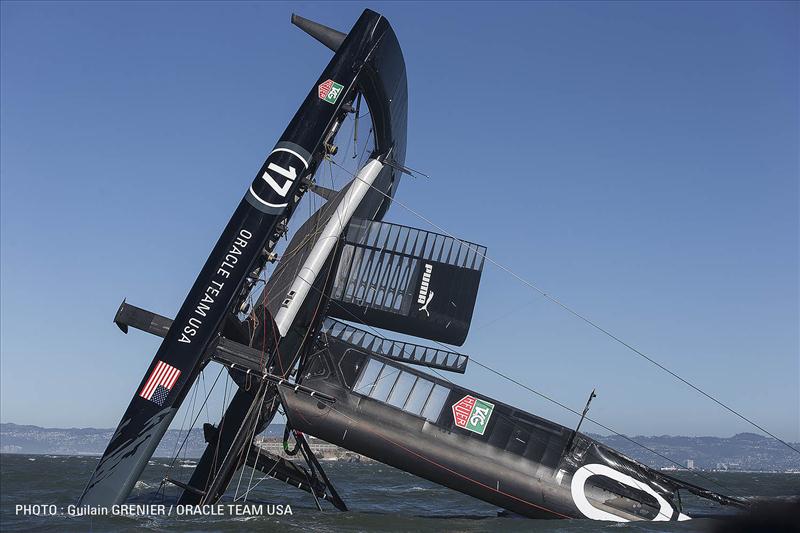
[4, 453, 799, 475]
[3, 422, 799, 473]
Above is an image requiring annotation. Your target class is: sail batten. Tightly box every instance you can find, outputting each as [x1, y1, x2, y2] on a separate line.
[319, 317, 468, 373]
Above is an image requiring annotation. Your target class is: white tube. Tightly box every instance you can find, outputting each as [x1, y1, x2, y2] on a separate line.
[274, 158, 384, 336]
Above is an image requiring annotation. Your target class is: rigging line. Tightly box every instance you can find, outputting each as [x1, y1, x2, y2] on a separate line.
[167, 365, 225, 475]
[200, 370, 212, 425]
[245, 440, 263, 503]
[352, 93, 361, 159]
[183, 367, 203, 463]
[164, 369, 202, 497]
[338, 108, 355, 169]
[327, 159, 348, 232]
[383, 159, 431, 180]
[319, 103, 371, 196]
[244, 390, 269, 496]
[327, 154, 337, 191]
[259, 247, 272, 373]
[232, 435, 284, 502]
[233, 383, 267, 501]
[349, 103, 372, 165]
[150, 369, 203, 503]
[233, 471, 276, 502]
[151, 365, 224, 503]
[246, 420, 320, 503]
[169, 370, 198, 466]
[206, 369, 232, 492]
[235, 384, 267, 502]
[468, 359, 745, 498]
[333, 117, 372, 187]
[472, 295, 546, 331]
[327, 157, 800, 456]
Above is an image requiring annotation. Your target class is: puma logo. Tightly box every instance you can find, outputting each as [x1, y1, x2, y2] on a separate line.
[418, 291, 434, 317]
[416, 263, 434, 317]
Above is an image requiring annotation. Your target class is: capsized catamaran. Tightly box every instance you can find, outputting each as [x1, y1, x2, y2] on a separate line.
[80, 9, 749, 521]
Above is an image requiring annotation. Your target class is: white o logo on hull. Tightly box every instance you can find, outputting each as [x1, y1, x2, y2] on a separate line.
[569, 464, 691, 522]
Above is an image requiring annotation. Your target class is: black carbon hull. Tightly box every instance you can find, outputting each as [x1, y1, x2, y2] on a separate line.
[280, 344, 693, 521]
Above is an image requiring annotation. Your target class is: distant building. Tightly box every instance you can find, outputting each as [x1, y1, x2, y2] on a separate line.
[686, 459, 694, 470]
[254, 436, 372, 463]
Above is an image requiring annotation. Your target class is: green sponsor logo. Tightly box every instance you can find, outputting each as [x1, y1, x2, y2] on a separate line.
[452, 395, 495, 435]
[318, 79, 344, 104]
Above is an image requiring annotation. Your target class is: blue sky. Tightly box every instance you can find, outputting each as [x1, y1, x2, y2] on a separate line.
[1, 1, 797, 442]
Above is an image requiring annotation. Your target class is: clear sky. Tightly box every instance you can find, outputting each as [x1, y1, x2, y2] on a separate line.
[1, 1, 797, 442]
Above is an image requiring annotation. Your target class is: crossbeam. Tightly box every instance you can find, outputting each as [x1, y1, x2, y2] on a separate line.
[113, 300, 335, 404]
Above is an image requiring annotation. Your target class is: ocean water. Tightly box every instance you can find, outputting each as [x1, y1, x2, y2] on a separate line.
[0, 454, 797, 532]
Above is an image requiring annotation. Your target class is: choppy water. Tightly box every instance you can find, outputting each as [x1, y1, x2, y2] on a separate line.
[1, 454, 797, 532]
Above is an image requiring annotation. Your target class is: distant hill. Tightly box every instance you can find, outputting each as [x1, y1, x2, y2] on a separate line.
[1, 423, 798, 471]
[0, 422, 283, 458]
[587, 432, 800, 472]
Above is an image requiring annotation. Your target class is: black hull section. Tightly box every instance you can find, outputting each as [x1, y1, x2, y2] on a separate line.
[282, 388, 570, 519]
[280, 345, 693, 521]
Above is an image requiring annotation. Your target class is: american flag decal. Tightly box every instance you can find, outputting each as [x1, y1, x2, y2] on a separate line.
[139, 360, 181, 406]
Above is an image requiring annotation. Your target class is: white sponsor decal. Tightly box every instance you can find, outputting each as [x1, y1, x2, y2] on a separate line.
[569, 464, 690, 522]
[248, 148, 309, 209]
[178, 228, 252, 344]
[262, 162, 297, 197]
[417, 263, 433, 316]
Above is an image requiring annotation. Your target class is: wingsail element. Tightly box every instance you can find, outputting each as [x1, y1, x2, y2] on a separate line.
[319, 318, 469, 373]
[327, 219, 486, 345]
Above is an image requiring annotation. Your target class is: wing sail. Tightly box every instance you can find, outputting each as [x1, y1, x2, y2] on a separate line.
[327, 219, 486, 346]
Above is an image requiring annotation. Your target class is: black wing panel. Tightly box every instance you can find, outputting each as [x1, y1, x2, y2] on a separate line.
[327, 219, 486, 345]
